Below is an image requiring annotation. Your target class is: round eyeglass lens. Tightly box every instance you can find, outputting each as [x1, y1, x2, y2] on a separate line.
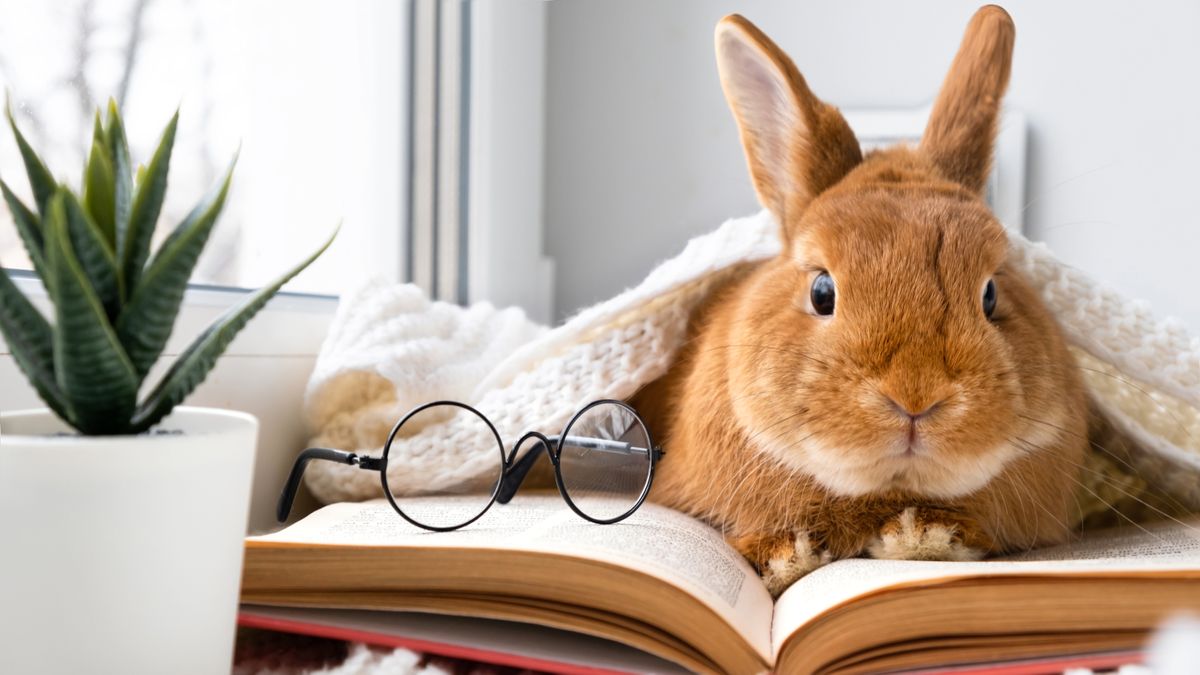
[383, 403, 504, 530]
[557, 402, 653, 522]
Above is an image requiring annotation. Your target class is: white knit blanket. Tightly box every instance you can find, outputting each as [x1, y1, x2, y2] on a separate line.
[304, 211, 1200, 511]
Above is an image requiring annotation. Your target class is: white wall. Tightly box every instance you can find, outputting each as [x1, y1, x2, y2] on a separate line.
[544, 0, 1200, 333]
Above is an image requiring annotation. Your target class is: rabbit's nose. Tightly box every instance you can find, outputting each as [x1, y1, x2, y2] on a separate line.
[885, 395, 944, 421]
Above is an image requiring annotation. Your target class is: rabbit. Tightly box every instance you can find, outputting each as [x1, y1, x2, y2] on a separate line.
[632, 5, 1090, 596]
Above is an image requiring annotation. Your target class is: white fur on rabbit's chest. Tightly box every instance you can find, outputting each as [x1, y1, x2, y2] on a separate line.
[750, 418, 1064, 500]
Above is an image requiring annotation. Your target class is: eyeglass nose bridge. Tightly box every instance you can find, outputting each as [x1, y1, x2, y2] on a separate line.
[506, 430, 557, 467]
[496, 431, 557, 505]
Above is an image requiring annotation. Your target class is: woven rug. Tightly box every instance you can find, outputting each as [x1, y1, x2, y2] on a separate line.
[233, 629, 541, 675]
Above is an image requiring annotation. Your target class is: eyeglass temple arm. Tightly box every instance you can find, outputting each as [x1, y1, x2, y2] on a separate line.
[495, 434, 666, 506]
[555, 434, 662, 458]
[276, 448, 386, 523]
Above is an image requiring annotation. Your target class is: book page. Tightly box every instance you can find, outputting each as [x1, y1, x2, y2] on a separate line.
[251, 494, 774, 660]
[771, 519, 1200, 658]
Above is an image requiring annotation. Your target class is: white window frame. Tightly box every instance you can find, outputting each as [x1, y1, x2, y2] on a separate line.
[466, 0, 554, 323]
[406, 0, 554, 323]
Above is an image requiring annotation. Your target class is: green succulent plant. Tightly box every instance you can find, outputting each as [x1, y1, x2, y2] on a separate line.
[0, 100, 335, 435]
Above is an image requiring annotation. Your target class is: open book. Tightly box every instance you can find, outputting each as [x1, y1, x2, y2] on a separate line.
[242, 495, 1200, 674]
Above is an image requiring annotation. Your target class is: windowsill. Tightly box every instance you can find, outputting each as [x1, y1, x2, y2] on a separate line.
[1, 268, 338, 358]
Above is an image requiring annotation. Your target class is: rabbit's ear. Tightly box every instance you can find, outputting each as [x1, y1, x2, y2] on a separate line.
[921, 5, 1015, 194]
[715, 15, 861, 227]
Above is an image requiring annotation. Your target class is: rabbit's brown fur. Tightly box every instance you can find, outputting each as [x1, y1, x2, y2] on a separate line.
[632, 6, 1088, 595]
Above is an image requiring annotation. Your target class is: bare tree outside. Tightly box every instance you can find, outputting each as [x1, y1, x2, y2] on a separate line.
[1, 0, 244, 287]
[0, 1, 406, 296]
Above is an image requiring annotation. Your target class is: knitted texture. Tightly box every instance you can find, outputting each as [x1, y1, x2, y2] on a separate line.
[304, 211, 1200, 517]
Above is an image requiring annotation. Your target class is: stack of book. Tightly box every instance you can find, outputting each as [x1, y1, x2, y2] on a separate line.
[240, 495, 1200, 673]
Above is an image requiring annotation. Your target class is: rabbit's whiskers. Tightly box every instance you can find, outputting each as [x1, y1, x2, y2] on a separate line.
[1009, 433, 1196, 543]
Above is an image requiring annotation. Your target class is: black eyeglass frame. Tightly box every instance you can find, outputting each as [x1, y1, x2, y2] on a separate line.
[276, 399, 664, 532]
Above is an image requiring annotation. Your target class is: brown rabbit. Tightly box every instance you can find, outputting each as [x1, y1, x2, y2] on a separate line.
[633, 5, 1089, 596]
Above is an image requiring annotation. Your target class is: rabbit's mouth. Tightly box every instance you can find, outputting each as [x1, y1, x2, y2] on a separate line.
[900, 420, 929, 456]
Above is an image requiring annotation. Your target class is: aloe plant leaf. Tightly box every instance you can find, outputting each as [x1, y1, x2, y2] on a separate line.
[92, 107, 104, 144]
[131, 227, 338, 432]
[157, 151, 237, 255]
[5, 101, 56, 215]
[0, 266, 69, 421]
[105, 99, 133, 260]
[83, 131, 117, 246]
[121, 111, 177, 296]
[60, 189, 121, 320]
[116, 159, 232, 379]
[45, 193, 138, 434]
[0, 179, 47, 283]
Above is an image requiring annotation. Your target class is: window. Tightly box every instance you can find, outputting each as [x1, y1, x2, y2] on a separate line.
[0, 0, 405, 295]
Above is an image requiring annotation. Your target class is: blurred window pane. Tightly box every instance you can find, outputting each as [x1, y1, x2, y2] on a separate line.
[0, 0, 404, 294]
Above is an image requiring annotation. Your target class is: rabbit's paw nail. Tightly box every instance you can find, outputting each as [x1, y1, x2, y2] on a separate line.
[762, 529, 833, 596]
[867, 508, 983, 562]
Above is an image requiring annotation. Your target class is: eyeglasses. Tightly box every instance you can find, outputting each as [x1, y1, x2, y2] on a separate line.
[276, 399, 664, 532]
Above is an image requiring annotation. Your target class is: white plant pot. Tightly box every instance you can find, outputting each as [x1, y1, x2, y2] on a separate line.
[0, 406, 258, 675]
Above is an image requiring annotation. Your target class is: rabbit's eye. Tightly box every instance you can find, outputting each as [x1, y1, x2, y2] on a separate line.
[982, 278, 997, 318]
[810, 272, 836, 316]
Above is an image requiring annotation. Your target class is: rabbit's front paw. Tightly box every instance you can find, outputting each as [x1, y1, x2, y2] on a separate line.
[733, 529, 833, 596]
[867, 507, 989, 562]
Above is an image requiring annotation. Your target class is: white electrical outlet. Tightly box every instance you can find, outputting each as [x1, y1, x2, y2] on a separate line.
[842, 107, 1028, 232]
